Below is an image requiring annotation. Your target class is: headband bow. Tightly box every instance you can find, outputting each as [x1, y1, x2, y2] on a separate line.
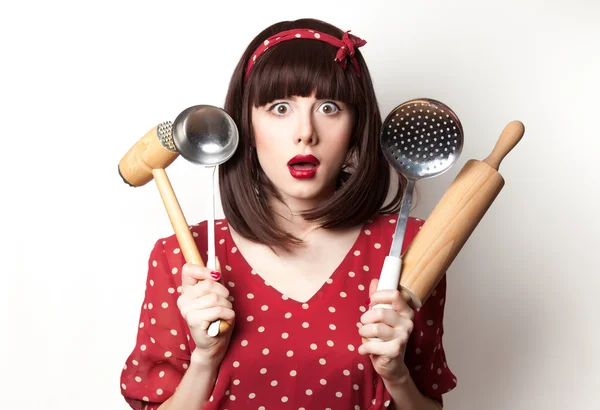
[334, 31, 367, 73]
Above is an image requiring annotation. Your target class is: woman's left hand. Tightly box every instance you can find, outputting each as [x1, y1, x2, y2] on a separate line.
[358, 278, 414, 383]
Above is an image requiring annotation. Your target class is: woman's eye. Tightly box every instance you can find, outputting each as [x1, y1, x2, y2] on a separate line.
[269, 103, 290, 115]
[319, 102, 340, 115]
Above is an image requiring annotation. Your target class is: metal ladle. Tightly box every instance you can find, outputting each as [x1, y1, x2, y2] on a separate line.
[172, 105, 239, 336]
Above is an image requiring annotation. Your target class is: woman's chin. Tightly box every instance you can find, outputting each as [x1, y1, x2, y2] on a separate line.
[278, 185, 335, 204]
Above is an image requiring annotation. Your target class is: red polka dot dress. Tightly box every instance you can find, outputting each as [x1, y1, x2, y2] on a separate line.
[120, 214, 457, 409]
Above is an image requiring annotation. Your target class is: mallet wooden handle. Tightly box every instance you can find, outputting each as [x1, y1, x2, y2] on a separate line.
[399, 121, 525, 307]
[152, 169, 204, 266]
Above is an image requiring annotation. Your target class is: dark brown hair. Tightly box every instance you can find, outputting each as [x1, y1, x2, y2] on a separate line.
[219, 18, 402, 251]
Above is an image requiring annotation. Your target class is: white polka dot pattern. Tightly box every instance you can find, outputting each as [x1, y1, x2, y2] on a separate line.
[120, 216, 457, 409]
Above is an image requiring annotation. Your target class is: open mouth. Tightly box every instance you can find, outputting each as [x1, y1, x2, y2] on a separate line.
[287, 155, 320, 179]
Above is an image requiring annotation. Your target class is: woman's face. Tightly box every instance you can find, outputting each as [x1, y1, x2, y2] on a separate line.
[251, 93, 355, 208]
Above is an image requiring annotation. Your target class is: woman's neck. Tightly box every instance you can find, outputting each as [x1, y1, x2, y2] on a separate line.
[268, 195, 326, 239]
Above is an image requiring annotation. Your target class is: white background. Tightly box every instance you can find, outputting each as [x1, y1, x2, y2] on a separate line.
[1, 0, 598, 409]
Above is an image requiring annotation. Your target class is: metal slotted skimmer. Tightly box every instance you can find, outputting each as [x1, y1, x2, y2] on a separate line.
[374, 99, 463, 315]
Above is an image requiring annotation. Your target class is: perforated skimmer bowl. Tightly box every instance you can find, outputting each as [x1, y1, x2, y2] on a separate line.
[381, 98, 463, 257]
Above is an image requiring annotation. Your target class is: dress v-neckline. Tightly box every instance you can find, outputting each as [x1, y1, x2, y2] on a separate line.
[222, 221, 367, 306]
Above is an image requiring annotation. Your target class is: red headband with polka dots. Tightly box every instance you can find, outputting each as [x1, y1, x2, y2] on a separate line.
[244, 29, 367, 83]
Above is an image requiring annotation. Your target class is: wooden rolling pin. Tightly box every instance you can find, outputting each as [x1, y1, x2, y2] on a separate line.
[399, 121, 525, 307]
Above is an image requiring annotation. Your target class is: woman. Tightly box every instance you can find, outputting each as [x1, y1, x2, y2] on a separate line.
[120, 18, 457, 410]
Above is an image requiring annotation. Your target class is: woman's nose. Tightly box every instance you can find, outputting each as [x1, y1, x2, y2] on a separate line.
[295, 114, 317, 145]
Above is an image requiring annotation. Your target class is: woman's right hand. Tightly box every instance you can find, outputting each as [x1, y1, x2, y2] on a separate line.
[177, 262, 235, 364]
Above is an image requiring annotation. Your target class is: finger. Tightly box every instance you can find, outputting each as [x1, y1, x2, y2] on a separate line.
[369, 278, 379, 297]
[361, 307, 413, 329]
[358, 338, 402, 357]
[181, 263, 221, 293]
[185, 306, 236, 329]
[180, 293, 233, 317]
[358, 322, 396, 341]
[187, 279, 230, 300]
[369, 290, 414, 319]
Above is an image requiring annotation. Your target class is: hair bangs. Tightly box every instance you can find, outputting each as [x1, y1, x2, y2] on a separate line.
[248, 39, 364, 107]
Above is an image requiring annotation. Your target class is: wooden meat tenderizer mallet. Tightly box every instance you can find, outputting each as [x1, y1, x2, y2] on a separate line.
[118, 122, 230, 336]
[399, 120, 525, 307]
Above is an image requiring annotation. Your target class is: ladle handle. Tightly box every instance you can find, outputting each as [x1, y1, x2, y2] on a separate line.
[152, 168, 230, 336]
[152, 169, 204, 266]
[483, 120, 525, 170]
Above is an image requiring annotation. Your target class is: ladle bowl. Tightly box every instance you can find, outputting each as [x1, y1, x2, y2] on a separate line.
[172, 105, 239, 166]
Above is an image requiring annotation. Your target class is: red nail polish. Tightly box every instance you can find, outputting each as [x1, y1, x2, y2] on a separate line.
[365, 297, 371, 305]
[210, 271, 221, 280]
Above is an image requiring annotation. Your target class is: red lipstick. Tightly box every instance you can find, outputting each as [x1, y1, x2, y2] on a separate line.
[287, 154, 320, 179]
